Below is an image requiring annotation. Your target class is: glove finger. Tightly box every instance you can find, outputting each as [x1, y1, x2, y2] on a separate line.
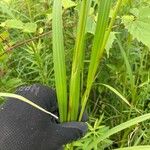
[49, 122, 87, 146]
[61, 122, 87, 136]
[80, 109, 88, 122]
[77, 106, 88, 122]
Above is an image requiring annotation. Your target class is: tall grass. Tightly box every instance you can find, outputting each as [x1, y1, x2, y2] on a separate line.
[52, 0, 124, 121]
[79, 0, 122, 121]
[68, 0, 91, 121]
[52, 0, 68, 122]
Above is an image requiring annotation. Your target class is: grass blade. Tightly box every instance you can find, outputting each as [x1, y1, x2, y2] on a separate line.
[52, 0, 67, 122]
[0, 93, 58, 119]
[101, 83, 131, 107]
[101, 84, 140, 113]
[79, 0, 112, 121]
[116, 37, 136, 104]
[114, 146, 150, 150]
[102, 0, 123, 50]
[89, 113, 150, 148]
[68, 0, 91, 121]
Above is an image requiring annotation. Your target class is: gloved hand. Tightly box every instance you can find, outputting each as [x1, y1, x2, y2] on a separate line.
[0, 84, 87, 150]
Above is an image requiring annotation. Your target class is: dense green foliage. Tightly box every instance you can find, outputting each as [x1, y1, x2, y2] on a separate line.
[0, 0, 150, 149]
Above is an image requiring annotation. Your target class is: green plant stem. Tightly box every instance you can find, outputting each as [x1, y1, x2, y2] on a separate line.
[68, 0, 90, 121]
[52, 0, 67, 122]
[79, 0, 123, 121]
[79, 0, 112, 120]
[102, 0, 123, 51]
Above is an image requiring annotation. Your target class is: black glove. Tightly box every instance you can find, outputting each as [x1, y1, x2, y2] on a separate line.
[0, 84, 87, 150]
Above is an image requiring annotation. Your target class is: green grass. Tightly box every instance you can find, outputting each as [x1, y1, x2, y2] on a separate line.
[79, 0, 113, 121]
[0, 0, 150, 149]
[68, 0, 91, 121]
[52, 0, 68, 122]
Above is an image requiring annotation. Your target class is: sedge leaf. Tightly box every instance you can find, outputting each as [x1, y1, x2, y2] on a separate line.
[52, 0, 68, 122]
[79, 0, 112, 121]
[68, 0, 91, 121]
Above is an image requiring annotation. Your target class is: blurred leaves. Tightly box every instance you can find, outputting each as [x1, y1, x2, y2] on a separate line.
[62, 0, 76, 9]
[0, 31, 9, 42]
[86, 16, 96, 34]
[122, 7, 150, 48]
[0, 1, 14, 18]
[23, 23, 37, 33]
[0, 19, 37, 33]
[105, 32, 116, 57]
[0, 19, 24, 29]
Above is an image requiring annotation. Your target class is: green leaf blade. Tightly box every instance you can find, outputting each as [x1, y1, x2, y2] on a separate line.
[114, 146, 150, 150]
[52, 0, 68, 122]
[68, 0, 91, 121]
[79, 0, 112, 121]
[101, 84, 131, 107]
[89, 113, 150, 149]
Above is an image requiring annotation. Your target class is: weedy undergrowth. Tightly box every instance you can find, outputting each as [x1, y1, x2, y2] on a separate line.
[1, 0, 150, 149]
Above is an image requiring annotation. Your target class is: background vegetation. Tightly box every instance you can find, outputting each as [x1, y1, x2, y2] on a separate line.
[0, 0, 150, 149]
